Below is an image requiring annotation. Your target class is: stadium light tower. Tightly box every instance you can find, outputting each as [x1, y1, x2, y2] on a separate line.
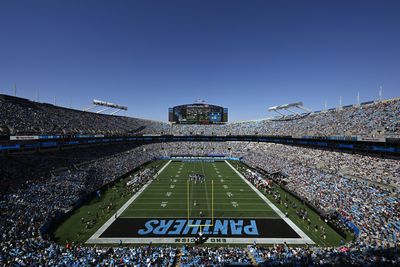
[84, 99, 128, 115]
[194, 98, 206, 104]
[268, 102, 311, 118]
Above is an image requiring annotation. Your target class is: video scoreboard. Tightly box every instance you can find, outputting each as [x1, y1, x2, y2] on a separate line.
[169, 103, 228, 124]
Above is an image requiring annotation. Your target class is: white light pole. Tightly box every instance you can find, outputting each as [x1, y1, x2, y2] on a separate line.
[356, 92, 360, 106]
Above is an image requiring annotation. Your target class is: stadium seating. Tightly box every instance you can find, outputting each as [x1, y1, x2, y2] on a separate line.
[0, 143, 141, 193]
[0, 94, 169, 136]
[1, 142, 399, 265]
[1, 94, 399, 137]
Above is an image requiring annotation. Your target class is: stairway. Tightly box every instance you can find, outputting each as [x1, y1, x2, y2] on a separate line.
[246, 248, 258, 266]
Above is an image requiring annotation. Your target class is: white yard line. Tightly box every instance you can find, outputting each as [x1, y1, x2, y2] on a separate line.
[201, 160, 212, 217]
[86, 160, 172, 243]
[224, 160, 315, 244]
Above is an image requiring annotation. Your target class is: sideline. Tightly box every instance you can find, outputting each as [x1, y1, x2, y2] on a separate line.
[224, 160, 315, 244]
[86, 160, 172, 243]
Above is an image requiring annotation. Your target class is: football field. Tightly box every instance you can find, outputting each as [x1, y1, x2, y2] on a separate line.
[121, 161, 279, 218]
[87, 160, 314, 245]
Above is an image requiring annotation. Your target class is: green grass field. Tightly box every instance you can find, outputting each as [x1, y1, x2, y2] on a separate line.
[121, 161, 279, 219]
[54, 159, 352, 246]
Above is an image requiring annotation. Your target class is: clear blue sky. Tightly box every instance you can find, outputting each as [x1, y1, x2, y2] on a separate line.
[0, 0, 399, 122]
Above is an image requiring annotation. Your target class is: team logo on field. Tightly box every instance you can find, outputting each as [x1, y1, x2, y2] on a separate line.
[100, 217, 300, 238]
[138, 219, 259, 236]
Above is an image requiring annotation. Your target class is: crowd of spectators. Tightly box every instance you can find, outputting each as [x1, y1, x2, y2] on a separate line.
[1, 141, 399, 265]
[220, 98, 400, 137]
[180, 246, 252, 266]
[249, 243, 399, 266]
[242, 142, 400, 187]
[1, 239, 177, 266]
[169, 98, 400, 137]
[1, 94, 399, 137]
[0, 94, 169, 136]
[1, 146, 154, 243]
[239, 143, 400, 247]
[0, 143, 141, 193]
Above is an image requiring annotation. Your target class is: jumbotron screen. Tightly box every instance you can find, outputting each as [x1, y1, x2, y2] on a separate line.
[169, 103, 228, 124]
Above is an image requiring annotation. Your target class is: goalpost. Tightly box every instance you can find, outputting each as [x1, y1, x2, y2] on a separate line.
[186, 178, 214, 229]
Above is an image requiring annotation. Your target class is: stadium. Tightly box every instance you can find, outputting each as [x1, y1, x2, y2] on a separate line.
[1, 1, 400, 266]
[1, 94, 399, 266]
